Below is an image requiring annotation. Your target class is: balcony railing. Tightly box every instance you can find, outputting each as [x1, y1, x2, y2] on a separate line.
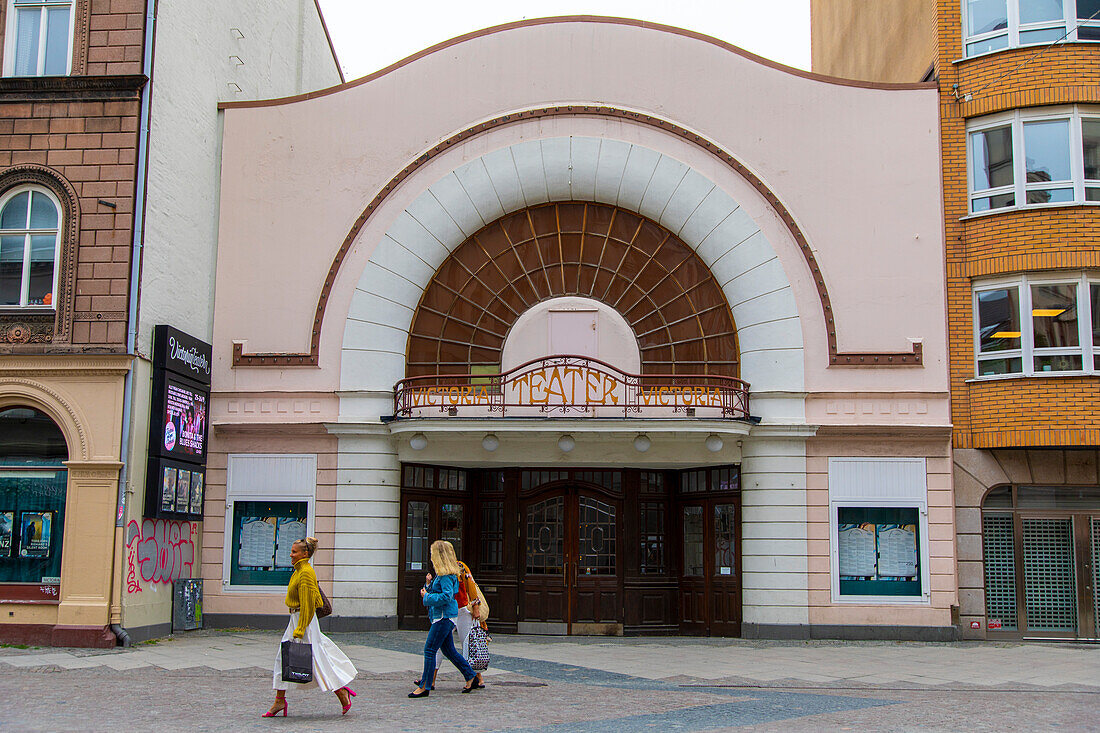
[393, 355, 750, 420]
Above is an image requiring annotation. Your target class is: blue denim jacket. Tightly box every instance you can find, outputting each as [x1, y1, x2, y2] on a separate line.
[422, 573, 459, 623]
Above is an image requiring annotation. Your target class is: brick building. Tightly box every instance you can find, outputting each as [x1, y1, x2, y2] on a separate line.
[813, 0, 1100, 640]
[0, 0, 341, 647]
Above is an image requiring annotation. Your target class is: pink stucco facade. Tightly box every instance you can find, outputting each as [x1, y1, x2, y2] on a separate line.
[207, 18, 953, 638]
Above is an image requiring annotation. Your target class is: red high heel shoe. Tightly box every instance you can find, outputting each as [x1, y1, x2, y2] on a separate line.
[261, 698, 287, 718]
[338, 687, 355, 715]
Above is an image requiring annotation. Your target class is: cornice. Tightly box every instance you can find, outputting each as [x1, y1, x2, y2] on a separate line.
[0, 74, 146, 101]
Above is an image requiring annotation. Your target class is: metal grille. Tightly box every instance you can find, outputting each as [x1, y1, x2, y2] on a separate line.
[1022, 518, 1076, 632]
[1093, 518, 1100, 638]
[577, 496, 616, 575]
[525, 497, 564, 574]
[982, 514, 1018, 630]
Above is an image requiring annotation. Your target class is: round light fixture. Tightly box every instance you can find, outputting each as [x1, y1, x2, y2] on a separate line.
[557, 434, 576, 453]
[705, 434, 723, 452]
[409, 433, 428, 451]
[482, 434, 500, 452]
[633, 434, 651, 452]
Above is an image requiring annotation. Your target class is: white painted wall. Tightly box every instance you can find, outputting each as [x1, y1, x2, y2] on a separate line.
[122, 0, 340, 631]
[501, 296, 641, 373]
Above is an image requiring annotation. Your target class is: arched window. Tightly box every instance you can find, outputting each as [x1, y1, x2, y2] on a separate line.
[0, 406, 67, 589]
[4, 0, 73, 77]
[0, 186, 60, 308]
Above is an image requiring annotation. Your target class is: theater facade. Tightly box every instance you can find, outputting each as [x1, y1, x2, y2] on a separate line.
[205, 18, 955, 639]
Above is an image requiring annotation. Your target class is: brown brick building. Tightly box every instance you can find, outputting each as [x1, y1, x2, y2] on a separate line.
[0, 0, 145, 646]
[813, 0, 1100, 640]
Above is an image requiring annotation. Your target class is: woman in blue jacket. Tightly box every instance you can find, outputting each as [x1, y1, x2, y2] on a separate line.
[408, 539, 478, 698]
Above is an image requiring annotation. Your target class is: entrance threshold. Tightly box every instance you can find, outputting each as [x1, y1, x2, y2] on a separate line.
[516, 621, 624, 636]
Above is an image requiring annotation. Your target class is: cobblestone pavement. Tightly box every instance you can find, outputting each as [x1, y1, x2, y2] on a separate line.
[0, 630, 1097, 731]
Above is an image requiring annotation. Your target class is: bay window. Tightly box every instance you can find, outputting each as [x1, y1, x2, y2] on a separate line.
[968, 106, 1100, 212]
[974, 273, 1100, 376]
[965, 0, 1100, 57]
[4, 0, 73, 77]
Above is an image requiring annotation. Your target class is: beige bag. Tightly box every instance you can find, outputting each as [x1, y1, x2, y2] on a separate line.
[474, 585, 490, 623]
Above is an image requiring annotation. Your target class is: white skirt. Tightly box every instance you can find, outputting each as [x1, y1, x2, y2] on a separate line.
[272, 611, 358, 692]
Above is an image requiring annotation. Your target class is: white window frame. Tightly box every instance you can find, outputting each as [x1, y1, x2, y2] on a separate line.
[968, 106, 1100, 214]
[0, 184, 61, 309]
[973, 271, 1100, 378]
[222, 454, 317, 593]
[827, 457, 931, 605]
[963, 0, 1100, 58]
[3, 0, 74, 77]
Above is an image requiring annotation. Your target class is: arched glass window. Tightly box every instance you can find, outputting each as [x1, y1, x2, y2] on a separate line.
[0, 406, 67, 588]
[5, 0, 73, 77]
[0, 186, 60, 308]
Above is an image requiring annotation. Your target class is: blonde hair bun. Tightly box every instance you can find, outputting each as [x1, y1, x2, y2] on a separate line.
[303, 536, 319, 556]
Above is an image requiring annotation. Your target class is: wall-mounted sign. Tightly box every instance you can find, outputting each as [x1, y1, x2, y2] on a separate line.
[153, 325, 211, 385]
[146, 326, 211, 520]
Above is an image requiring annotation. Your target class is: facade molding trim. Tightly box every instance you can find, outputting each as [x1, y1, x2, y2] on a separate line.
[231, 106, 923, 370]
[219, 15, 934, 112]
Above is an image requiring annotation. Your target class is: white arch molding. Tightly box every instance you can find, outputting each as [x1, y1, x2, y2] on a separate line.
[340, 125, 806, 422]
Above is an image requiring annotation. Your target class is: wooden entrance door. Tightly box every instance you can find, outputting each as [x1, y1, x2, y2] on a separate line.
[678, 498, 741, 635]
[520, 486, 623, 634]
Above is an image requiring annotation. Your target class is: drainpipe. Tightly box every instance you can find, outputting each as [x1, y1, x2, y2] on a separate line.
[110, 0, 158, 647]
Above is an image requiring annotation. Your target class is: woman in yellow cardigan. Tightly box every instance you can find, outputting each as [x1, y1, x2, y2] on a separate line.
[263, 537, 357, 718]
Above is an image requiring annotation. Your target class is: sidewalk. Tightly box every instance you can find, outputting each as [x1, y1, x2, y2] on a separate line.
[1, 630, 1097, 731]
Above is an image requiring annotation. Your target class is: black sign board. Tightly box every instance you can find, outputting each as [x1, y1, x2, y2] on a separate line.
[153, 325, 211, 386]
[146, 325, 210, 519]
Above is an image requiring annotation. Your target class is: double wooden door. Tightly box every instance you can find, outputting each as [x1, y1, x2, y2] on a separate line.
[519, 486, 622, 634]
[678, 498, 741, 636]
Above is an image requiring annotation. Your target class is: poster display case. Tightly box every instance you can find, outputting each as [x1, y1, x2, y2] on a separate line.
[837, 506, 921, 596]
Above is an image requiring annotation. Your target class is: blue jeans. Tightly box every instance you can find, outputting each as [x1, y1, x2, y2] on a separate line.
[421, 618, 475, 688]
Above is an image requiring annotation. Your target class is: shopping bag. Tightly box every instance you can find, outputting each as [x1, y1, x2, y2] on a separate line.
[467, 626, 490, 671]
[281, 639, 313, 683]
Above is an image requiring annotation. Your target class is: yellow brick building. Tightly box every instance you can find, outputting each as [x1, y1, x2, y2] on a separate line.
[813, 0, 1100, 640]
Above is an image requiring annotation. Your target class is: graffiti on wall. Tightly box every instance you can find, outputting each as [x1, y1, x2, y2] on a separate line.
[125, 519, 197, 592]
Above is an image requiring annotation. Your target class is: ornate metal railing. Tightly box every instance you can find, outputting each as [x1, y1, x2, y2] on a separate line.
[393, 355, 749, 419]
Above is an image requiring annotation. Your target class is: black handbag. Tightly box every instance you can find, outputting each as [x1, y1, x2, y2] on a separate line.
[281, 639, 313, 683]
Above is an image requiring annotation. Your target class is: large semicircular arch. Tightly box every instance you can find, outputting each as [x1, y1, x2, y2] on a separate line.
[232, 106, 922, 372]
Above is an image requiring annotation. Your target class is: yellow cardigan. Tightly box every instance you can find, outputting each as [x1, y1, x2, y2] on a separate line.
[285, 558, 322, 639]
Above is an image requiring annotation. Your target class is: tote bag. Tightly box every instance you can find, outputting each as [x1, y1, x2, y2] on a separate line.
[467, 625, 490, 672]
[281, 639, 314, 683]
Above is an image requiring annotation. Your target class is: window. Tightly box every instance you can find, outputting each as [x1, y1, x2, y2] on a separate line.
[968, 107, 1100, 213]
[964, 0, 1100, 57]
[0, 407, 67, 589]
[639, 502, 665, 574]
[0, 186, 60, 307]
[223, 454, 316, 590]
[5, 0, 73, 76]
[974, 272, 1100, 376]
[479, 501, 503, 571]
[828, 458, 930, 602]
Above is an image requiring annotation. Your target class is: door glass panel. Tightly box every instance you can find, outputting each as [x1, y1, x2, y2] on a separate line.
[714, 504, 736, 577]
[577, 496, 615, 575]
[479, 501, 503, 571]
[982, 514, 1018, 630]
[683, 506, 703, 577]
[440, 503, 462, 560]
[640, 502, 665, 574]
[526, 496, 563, 574]
[405, 501, 429, 571]
[1022, 518, 1077, 632]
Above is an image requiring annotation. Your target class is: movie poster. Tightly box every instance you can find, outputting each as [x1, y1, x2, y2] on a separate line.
[161, 466, 177, 513]
[19, 511, 52, 558]
[0, 511, 13, 557]
[189, 471, 204, 515]
[176, 469, 191, 514]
